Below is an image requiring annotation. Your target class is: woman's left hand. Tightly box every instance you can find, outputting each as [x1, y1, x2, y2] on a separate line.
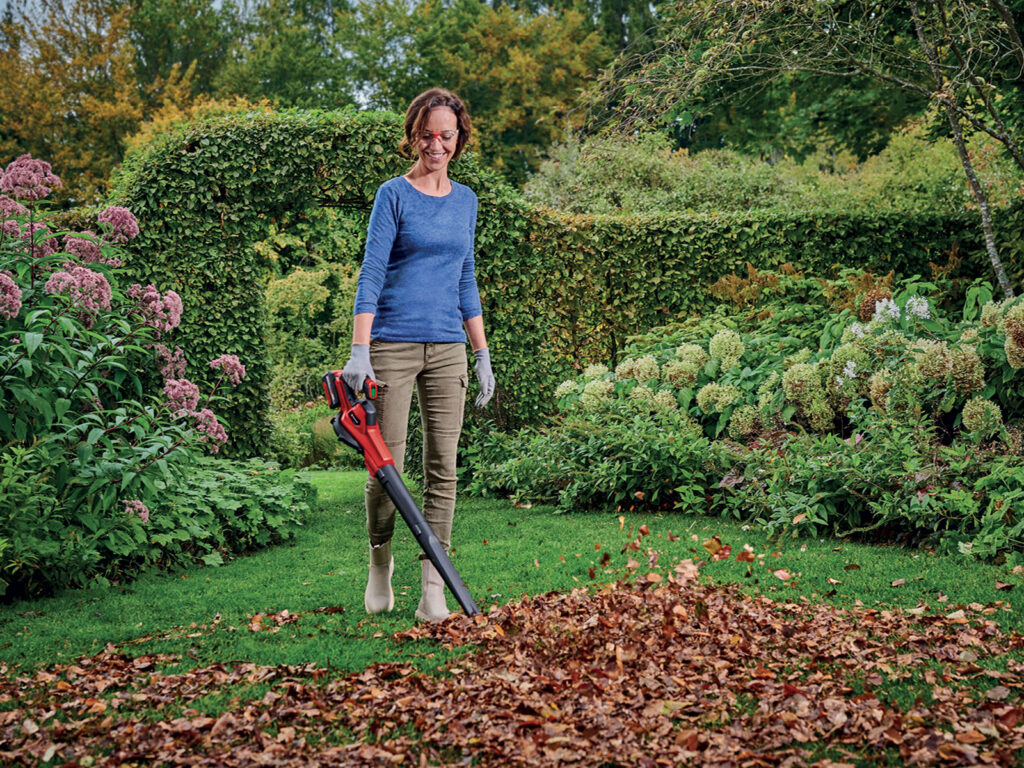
[473, 348, 495, 408]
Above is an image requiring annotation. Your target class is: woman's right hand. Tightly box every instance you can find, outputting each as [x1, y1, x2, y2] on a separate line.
[342, 343, 376, 392]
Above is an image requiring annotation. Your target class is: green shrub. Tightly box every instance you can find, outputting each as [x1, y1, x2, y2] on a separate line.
[268, 401, 362, 470]
[266, 262, 358, 410]
[524, 127, 1018, 215]
[145, 457, 312, 565]
[466, 265, 1024, 560]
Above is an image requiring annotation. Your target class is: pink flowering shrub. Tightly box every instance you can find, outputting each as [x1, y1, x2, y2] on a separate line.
[0, 272, 21, 320]
[0, 155, 302, 599]
[163, 378, 201, 414]
[124, 500, 151, 523]
[154, 343, 187, 380]
[64, 231, 122, 267]
[0, 195, 29, 218]
[97, 205, 139, 243]
[192, 408, 229, 453]
[1, 154, 62, 201]
[128, 283, 183, 335]
[44, 265, 112, 327]
[210, 354, 246, 385]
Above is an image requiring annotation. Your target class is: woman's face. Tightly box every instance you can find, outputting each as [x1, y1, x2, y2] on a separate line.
[416, 106, 459, 174]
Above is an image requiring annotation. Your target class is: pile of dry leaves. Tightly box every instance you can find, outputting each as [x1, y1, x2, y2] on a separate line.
[2, 559, 1022, 766]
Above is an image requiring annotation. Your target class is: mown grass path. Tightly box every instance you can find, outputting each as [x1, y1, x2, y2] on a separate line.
[2, 470, 1024, 765]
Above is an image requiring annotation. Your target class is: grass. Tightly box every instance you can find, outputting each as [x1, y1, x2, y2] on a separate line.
[3, 468, 1024, 678]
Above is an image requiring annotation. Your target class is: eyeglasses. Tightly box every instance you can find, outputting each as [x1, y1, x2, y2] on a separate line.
[419, 130, 458, 144]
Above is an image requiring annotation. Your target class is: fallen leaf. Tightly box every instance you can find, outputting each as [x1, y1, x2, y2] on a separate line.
[985, 686, 1011, 701]
[774, 569, 791, 581]
[995, 580, 1013, 591]
[792, 513, 807, 524]
[702, 536, 723, 556]
[843, 563, 861, 571]
[891, 579, 905, 587]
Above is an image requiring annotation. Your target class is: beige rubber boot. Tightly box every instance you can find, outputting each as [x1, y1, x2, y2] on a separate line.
[415, 559, 450, 622]
[365, 542, 394, 614]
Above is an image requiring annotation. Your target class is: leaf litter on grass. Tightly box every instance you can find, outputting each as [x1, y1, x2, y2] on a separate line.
[2, 557, 1024, 767]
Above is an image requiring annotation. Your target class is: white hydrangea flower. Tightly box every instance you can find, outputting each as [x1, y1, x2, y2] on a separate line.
[905, 295, 930, 320]
[555, 380, 579, 398]
[582, 364, 610, 380]
[872, 298, 901, 323]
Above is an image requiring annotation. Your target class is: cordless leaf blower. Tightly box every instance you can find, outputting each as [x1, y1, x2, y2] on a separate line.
[322, 371, 480, 617]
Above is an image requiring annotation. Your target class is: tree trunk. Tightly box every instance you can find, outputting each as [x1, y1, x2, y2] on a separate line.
[911, 1, 1015, 298]
[946, 104, 1015, 298]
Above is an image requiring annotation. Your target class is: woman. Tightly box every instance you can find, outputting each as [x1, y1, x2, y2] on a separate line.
[342, 88, 495, 622]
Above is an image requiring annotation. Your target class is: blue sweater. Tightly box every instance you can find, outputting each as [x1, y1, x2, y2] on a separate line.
[354, 176, 483, 343]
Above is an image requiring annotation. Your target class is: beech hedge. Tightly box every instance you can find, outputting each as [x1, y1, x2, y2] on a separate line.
[109, 108, 1021, 449]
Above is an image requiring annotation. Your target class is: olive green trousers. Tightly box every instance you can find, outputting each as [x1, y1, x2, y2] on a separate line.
[365, 341, 468, 554]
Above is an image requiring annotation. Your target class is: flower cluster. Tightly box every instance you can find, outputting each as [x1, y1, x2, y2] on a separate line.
[827, 343, 869, 395]
[905, 295, 930, 320]
[154, 344, 187, 380]
[124, 499, 151, 524]
[128, 283, 183, 336]
[950, 345, 985, 395]
[1002, 303, 1024, 370]
[0, 195, 29, 219]
[696, 382, 740, 413]
[581, 378, 613, 410]
[961, 397, 1003, 442]
[632, 355, 660, 383]
[872, 297, 901, 323]
[1, 154, 62, 201]
[614, 358, 635, 379]
[728, 404, 759, 440]
[0, 272, 22, 320]
[555, 380, 579, 399]
[64, 231, 121, 267]
[210, 354, 246, 386]
[43, 265, 112, 327]
[163, 378, 201, 415]
[708, 328, 744, 369]
[676, 343, 709, 368]
[782, 363, 833, 431]
[869, 369, 894, 409]
[582, 364, 609, 380]
[97, 206, 140, 243]
[981, 300, 1004, 328]
[192, 408, 228, 453]
[782, 363, 820, 401]
[911, 339, 953, 381]
[662, 359, 699, 387]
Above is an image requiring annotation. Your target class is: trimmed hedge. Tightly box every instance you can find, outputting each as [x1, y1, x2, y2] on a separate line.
[109, 108, 1021, 446]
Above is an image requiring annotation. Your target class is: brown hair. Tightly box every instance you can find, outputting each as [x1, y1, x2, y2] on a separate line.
[401, 88, 472, 160]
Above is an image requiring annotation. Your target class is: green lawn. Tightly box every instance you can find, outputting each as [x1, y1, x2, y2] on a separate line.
[4, 470, 1024, 766]
[3, 469, 1023, 675]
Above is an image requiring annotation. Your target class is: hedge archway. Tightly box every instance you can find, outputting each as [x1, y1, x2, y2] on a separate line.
[110, 108, 516, 456]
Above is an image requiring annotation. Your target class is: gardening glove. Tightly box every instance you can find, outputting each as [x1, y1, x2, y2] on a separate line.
[473, 348, 495, 408]
[342, 343, 376, 394]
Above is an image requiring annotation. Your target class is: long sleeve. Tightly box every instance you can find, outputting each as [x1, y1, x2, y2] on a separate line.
[354, 184, 399, 315]
[458, 199, 482, 321]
